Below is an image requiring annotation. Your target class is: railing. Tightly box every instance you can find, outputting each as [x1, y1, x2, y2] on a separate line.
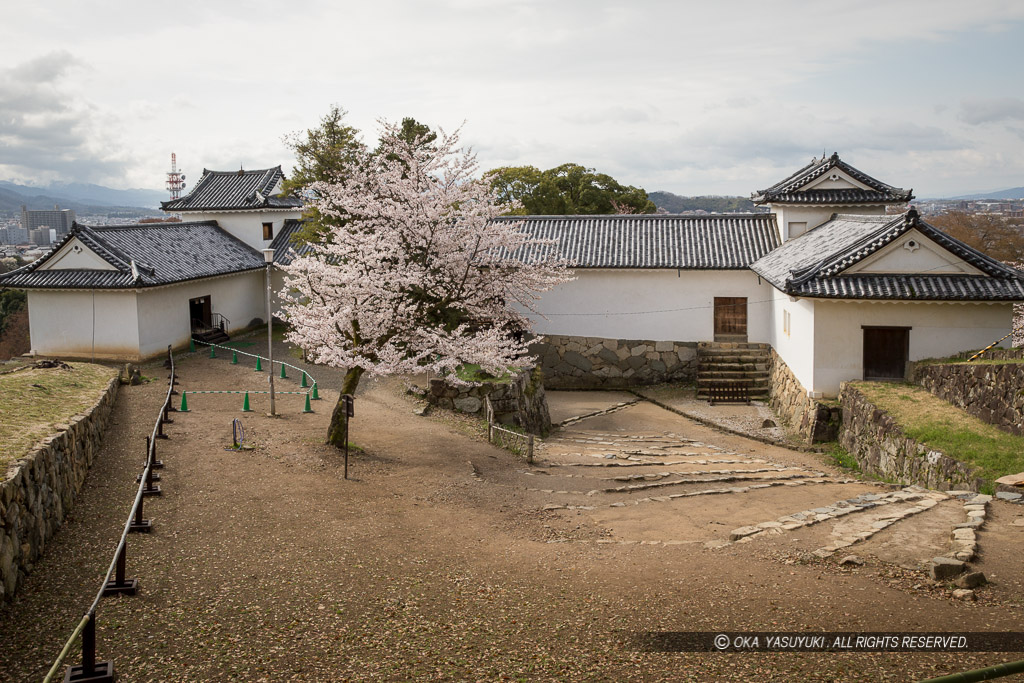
[43, 345, 177, 683]
[211, 312, 230, 333]
[190, 313, 230, 335]
[485, 397, 534, 463]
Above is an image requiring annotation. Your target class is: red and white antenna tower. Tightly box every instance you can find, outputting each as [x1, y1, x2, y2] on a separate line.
[166, 153, 187, 200]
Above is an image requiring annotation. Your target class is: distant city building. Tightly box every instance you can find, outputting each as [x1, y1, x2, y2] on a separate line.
[0, 225, 29, 244]
[29, 227, 57, 246]
[20, 204, 76, 237]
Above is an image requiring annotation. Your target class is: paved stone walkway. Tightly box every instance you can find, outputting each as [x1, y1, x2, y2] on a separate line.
[510, 392, 1020, 598]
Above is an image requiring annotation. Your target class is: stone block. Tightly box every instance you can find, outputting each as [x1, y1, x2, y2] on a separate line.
[654, 340, 673, 352]
[454, 397, 482, 414]
[956, 571, 987, 589]
[929, 557, 966, 581]
[630, 345, 648, 357]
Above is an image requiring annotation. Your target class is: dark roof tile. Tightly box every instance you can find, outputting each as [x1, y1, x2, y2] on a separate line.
[0, 221, 266, 289]
[161, 167, 302, 212]
[752, 153, 913, 205]
[500, 214, 779, 269]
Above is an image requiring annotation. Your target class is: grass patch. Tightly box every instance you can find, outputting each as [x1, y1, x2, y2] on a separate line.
[852, 381, 1024, 482]
[455, 363, 516, 384]
[0, 363, 118, 476]
[823, 442, 861, 472]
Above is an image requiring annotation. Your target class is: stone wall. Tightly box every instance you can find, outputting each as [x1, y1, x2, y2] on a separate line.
[426, 367, 551, 436]
[531, 335, 697, 389]
[767, 349, 840, 443]
[913, 362, 1024, 436]
[955, 348, 1024, 361]
[1, 375, 119, 601]
[838, 383, 983, 491]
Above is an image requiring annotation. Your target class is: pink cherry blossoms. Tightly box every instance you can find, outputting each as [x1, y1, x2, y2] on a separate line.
[279, 121, 572, 387]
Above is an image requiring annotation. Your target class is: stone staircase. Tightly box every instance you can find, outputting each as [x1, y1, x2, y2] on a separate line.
[696, 342, 770, 401]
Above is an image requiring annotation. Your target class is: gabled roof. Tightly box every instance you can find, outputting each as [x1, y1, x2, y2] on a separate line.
[0, 221, 266, 289]
[752, 153, 913, 205]
[269, 219, 314, 265]
[161, 166, 302, 212]
[500, 214, 780, 269]
[750, 209, 1024, 300]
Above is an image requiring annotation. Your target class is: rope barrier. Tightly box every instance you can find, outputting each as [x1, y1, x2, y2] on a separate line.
[966, 331, 1014, 362]
[43, 345, 177, 683]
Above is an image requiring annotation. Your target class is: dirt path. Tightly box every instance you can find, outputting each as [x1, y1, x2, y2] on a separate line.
[1, 352, 1023, 682]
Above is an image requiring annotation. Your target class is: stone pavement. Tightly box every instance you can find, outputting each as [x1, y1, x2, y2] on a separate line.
[498, 391, 1021, 598]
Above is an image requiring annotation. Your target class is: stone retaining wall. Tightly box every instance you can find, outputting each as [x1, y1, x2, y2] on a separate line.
[426, 367, 551, 436]
[913, 362, 1024, 436]
[530, 335, 697, 389]
[955, 348, 1024, 361]
[1, 375, 120, 601]
[767, 349, 840, 443]
[838, 383, 983, 491]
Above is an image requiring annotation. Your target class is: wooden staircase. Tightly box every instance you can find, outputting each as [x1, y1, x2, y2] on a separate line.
[696, 342, 770, 401]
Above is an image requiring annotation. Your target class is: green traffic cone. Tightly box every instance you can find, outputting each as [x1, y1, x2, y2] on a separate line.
[301, 372, 308, 388]
[280, 363, 287, 379]
[231, 350, 238, 364]
[189, 338, 195, 352]
[242, 391, 252, 412]
[303, 393, 313, 413]
[179, 392, 190, 412]
[255, 356, 262, 372]
[311, 383, 320, 400]
[210, 345, 216, 358]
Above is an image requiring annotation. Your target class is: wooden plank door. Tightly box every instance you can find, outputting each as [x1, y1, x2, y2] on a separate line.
[863, 327, 910, 380]
[714, 297, 747, 341]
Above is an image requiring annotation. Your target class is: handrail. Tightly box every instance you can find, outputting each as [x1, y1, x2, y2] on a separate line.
[42, 345, 176, 683]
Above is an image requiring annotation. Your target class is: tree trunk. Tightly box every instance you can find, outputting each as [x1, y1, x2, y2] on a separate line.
[327, 366, 364, 447]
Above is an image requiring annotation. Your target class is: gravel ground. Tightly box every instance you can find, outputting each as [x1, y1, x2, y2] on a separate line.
[1, 348, 1022, 682]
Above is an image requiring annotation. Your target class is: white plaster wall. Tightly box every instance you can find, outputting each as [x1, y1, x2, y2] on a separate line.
[135, 271, 266, 358]
[767, 288, 816, 392]
[812, 300, 1014, 397]
[37, 238, 116, 270]
[845, 229, 982, 275]
[27, 290, 139, 360]
[773, 205, 888, 240]
[526, 269, 773, 342]
[178, 210, 302, 252]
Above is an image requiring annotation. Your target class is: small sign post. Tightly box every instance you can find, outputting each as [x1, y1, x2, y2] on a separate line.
[342, 394, 354, 480]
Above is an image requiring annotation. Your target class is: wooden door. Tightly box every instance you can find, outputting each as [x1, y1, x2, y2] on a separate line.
[714, 297, 747, 341]
[863, 327, 910, 380]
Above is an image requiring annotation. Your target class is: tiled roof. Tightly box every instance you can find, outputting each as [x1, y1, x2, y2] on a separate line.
[0, 222, 266, 289]
[161, 167, 302, 212]
[752, 153, 913, 205]
[499, 214, 780, 269]
[750, 210, 1024, 300]
[269, 219, 314, 265]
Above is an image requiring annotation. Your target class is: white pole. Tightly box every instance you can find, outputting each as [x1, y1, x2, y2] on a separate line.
[262, 249, 276, 416]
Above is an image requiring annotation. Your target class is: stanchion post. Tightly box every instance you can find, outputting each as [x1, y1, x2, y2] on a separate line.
[65, 610, 114, 682]
[527, 434, 534, 464]
[142, 437, 162, 497]
[102, 543, 137, 596]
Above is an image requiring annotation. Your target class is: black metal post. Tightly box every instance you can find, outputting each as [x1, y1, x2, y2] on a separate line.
[162, 401, 173, 425]
[129, 487, 151, 532]
[343, 414, 349, 480]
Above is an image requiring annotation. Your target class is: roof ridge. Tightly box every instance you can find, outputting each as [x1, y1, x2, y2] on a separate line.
[496, 213, 773, 220]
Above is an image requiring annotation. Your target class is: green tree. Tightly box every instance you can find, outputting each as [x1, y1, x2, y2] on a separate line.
[484, 163, 656, 215]
[282, 105, 366, 244]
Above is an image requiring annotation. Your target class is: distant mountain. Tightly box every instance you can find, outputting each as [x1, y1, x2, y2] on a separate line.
[0, 180, 164, 215]
[648, 191, 759, 214]
[948, 187, 1024, 201]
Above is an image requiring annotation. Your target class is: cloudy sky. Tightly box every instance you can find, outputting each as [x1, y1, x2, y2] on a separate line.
[3, 0, 1024, 198]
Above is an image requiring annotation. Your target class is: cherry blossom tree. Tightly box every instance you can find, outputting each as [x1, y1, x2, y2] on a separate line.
[280, 121, 571, 446]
